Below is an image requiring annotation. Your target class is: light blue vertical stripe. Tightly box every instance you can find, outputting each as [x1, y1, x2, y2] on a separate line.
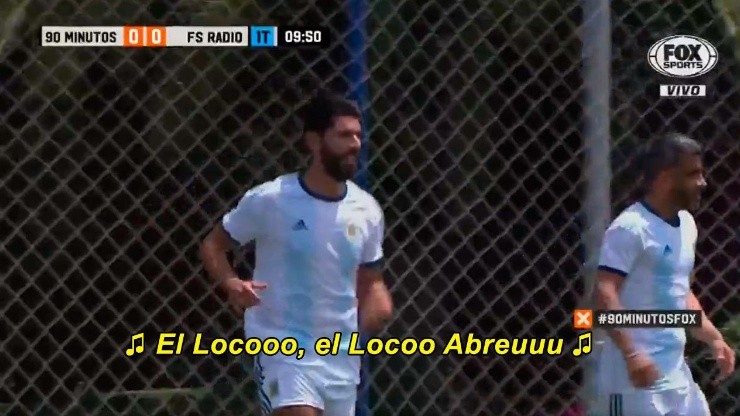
[345, 1, 372, 414]
[284, 202, 317, 350]
[652, 227, 672, 385]
[651, 222, 684, 390]
[337, 226, 360, 354]
[654, 242, 675, 309]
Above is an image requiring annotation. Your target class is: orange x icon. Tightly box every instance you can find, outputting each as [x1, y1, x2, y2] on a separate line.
[573, 309, 593, 329]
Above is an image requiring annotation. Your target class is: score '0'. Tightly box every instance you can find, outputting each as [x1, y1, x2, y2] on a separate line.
[127, 28, 163, 46]
[151, 29, 162, 44]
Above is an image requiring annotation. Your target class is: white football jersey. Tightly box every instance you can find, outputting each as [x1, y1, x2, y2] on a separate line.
[222, 172, 384, 385]
[592, 201, 698, 393]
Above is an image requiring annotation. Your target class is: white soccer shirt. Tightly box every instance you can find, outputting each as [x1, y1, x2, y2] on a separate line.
[221, 172, 384, 385]
[593, 201, 698, 393]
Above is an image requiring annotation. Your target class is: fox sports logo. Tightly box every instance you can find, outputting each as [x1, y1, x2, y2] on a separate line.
[647, 35, 718, 78]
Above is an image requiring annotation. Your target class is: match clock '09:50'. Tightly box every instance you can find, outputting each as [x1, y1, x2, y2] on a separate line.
[278, 26, 328, 47]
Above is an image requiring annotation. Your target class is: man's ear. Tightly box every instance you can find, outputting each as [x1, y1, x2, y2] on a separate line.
[304, 131, 321, 153]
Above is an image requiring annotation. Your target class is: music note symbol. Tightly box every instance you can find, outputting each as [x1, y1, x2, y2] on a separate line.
[126, 333, 145, 356]
[572, 332, 592, 357]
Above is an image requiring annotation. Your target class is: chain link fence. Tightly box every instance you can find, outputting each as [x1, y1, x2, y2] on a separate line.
[1, 0, 738, 415]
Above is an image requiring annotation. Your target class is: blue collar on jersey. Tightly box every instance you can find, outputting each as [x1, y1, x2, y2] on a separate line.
[298, 172, 348, 202]
[639, 199, 680, 227]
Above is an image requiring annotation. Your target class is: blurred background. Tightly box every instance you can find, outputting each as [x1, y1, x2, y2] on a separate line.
[1, 0, 738, 415]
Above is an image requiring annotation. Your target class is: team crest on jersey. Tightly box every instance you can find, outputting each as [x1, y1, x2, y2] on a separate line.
[347, 224, 357, 238]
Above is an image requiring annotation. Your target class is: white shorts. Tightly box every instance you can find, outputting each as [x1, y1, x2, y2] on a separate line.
[253, 354, 357, 416]
[587, 382, 710, 416]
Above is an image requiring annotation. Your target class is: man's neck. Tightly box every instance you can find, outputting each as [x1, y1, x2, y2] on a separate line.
[642, 193, 680, 222]
[301, 164, 346, 199]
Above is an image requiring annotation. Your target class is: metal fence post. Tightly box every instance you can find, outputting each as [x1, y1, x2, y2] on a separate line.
[581, 0, 611, 305]
[579, 0, 611, 407]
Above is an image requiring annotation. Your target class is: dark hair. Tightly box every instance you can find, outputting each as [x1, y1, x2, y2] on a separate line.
[300, 89, 361, 141]
[637, 133, 702, 186]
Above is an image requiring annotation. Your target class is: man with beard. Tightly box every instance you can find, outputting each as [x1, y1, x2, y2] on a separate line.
[200, 89, 393, 416]
[587, 133, 735, 416]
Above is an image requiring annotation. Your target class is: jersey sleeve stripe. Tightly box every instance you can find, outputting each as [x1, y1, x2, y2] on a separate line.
[221, 223, 247, 247]
[254, 355, 272, 411]
[359, 257, 384, 270]
[597, 265, 628, 277]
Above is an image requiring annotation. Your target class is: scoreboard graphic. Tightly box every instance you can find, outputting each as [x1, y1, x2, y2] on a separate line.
[40, 26, 328, 48]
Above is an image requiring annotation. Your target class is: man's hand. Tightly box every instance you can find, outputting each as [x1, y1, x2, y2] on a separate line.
[357, 267, 392, 334]
[221, 278, 267, 315]
[686, 289, 736, 382]
[709, 338, 736, 382]
[359, 300, 391, 333]
[626, 351, 660, 388]
[200, 224, 267, 316]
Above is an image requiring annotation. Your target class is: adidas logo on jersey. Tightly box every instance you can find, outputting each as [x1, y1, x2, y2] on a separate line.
[663, 245, 672, 255]
[292, 219, 308, 231]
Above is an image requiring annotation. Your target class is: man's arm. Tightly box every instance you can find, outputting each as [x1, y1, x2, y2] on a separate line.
[687, 280, 736, 379]
[682, 217, 722, 344]
[595, 270, 636, 355]
[201, 186, 263, 286]
[200, 224, 241, 287]
[597, 262, 662, 388]
[686, 287, 723, 344]
[200, 187, 267, 313]
[357, 265, 393, 333]
[594, 223, 643, 357]
[356, 201, 392, 333]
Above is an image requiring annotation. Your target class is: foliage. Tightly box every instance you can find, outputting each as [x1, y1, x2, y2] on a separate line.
[687, 314, 740, 415]
[0, 0, 30, 59]
[715, 0, 740, 59]
[721, 314, 740, 347]
[712, 315, 740, 413]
